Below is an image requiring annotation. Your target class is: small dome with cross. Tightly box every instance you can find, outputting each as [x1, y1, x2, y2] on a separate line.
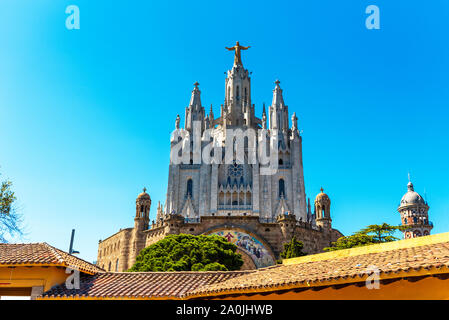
[315, 187, 330, 205]
[137, 187, 151, 201]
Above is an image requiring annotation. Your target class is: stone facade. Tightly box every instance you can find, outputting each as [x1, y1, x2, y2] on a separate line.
[98, 211, 342, 271]
[97, 44, 343, 271]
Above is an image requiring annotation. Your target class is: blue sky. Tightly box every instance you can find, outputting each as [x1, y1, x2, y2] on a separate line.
[0, 0, 448, 262]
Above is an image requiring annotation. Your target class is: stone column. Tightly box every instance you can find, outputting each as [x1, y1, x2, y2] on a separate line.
[198, 164, 208, 216]
[210, 164, 218, 214]
[291, 135, 306, 221]
[252, 163, 259, 215]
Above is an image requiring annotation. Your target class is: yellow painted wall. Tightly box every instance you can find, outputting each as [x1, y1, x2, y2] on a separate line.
[0, 266, 68, 293]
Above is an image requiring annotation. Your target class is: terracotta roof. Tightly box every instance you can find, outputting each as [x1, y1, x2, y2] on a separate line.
[37, 233, 449, 299]
[41, 271, 252, 299]
[0, 243, 104, 275]
[186, 232, 449, 298]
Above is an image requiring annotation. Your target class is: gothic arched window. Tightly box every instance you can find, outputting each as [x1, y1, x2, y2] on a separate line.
[186, 179, 193, 198]
[279, 179, 285, 198]
[115, 259, 119, 271]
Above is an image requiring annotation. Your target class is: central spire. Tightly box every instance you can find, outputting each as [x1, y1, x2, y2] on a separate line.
[223, 42, 254, 128]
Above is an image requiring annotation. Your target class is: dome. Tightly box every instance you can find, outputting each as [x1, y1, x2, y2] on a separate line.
[315, 188, 330, 204]
[137, 187, 151, 201]
[400, 182, 425, 206]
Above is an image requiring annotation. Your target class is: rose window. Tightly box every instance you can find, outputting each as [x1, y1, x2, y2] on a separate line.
[228, 163, 243, 178]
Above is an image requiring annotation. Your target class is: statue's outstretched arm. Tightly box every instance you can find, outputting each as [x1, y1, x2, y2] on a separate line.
[225, 47, 235, 51]
[241, 46, 251, 50]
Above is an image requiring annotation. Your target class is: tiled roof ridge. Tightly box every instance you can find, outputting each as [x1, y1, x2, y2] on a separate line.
[0, 242, 46, 246]
[0, 242, 48, 252]
[0, 242, 104, 274]
[42, 243, 65, 264]
[45, 243, 104, 272]
[0, 242, 61, 265]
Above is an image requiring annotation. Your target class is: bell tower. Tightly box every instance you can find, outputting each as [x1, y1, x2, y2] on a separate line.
[135, 187, 151, 231]
[315, 188, 332, 230]
[398, 179, 432, 238]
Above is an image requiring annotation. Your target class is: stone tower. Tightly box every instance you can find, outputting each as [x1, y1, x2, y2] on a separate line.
[315, 188, 332, 230]
[135, 188, 151, 231]
[398, 180, 432, 238]
[130, 188, 151, 265]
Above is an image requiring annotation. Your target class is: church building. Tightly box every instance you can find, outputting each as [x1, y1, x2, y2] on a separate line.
[96, 42, 343, 271]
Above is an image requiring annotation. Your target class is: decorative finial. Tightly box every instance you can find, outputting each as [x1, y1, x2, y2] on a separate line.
[193, 82, 199, 88]
[292, 112, 298, 131]
[143, 187, 147, 193]
[407, 172, 414, 191]
[320, 187, 324, 193]
[275, 79, 281, 86]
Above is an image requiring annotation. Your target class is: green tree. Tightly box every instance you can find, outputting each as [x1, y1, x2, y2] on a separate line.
[128, 234, 244, 272]
[0, 174, 23, 243]
[279, 236, 306, 260]
[359, 223, 407, 243]
[323, 233, 377, 251]
[324, 223, 408, 252]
